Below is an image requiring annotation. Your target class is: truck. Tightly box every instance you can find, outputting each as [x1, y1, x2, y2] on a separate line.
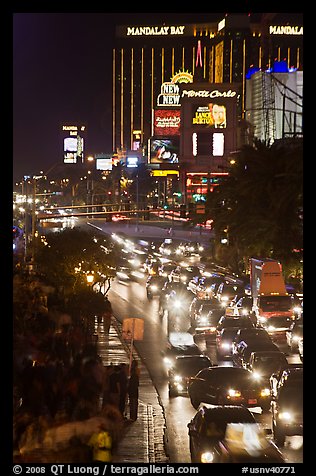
[249, 257, 294, 324]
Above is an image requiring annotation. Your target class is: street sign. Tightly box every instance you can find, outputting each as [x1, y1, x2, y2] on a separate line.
[122, 318, 144, 341]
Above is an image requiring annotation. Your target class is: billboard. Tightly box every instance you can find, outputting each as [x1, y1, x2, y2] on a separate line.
[154, 110, 181, 136]
[192, 104, 227, 128]
[180, 83, 239, 162]
[149, 137, 179, 164]
[61, 124, 86, 164]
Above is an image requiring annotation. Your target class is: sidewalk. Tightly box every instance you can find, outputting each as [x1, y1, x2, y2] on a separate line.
[96, 317, 169, 463]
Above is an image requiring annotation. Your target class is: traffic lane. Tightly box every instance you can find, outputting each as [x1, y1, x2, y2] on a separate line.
[108, 277, 303, 463]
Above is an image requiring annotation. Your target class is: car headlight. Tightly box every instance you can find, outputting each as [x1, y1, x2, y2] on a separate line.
[163, 357, 173, 367]
[198, 246, 204, 252]
[252, 371, 262, 380]
[241, 308, 249, 315]
[267, 325, 275, 331]
[260, 388, 271, 397]
[172, 300, 182, 309]
[200, 451, 214, 463]
[174, 375, 182, 382]
[221, 342, 231, 350]
[279, 411, 294, 422]
[227, 388, 241, 398]
[293, 306, 302, 314]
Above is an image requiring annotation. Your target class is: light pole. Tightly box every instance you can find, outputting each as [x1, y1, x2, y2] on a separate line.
[136, 171, 139, 232]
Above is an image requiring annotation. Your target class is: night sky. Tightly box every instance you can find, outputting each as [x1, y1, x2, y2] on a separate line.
[13, 12, 299, 183]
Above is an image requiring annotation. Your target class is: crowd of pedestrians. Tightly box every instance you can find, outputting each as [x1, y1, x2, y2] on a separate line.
[13, 273, 140, 463]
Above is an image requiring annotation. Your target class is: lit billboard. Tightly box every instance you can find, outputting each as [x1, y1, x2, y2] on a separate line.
[149, 137, 179, 164]
[180, 83, 239, 163]
[154, 110, 181, 136]
[61, 124, 87, 164]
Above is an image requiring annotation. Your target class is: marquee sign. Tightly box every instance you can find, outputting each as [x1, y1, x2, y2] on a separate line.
[269, 25, 303, 35]
[126, 25, 185, 36]
[154, 110, 181, 135]
[157, 69, 193, 107]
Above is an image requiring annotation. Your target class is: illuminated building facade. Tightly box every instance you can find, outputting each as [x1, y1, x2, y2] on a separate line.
[60, 124, 87, 164]
[112, 13, 303, 203]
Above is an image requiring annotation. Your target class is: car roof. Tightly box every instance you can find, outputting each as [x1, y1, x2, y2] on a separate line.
[199, 405, 256, 423]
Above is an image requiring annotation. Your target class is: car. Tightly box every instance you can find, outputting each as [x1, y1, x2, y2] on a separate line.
[216, 315, 255, 334]
[145, 274, 166, 299]
[162, 332, 202, 370]
[216, 280, 245, 307]
[233, 295, 253, 316]
[297, 336, 303, 362]
[232, 340, 279, 370]
[191, 300, 223, 336]
[286, 319, 303, 352]
[231, 327, 273, 361]
[269, 364, 303, 398]
[271, 382, 303, 446]
[216, 327, 240, 360]
[246, 350, 288, 378]
[188, 366, 271, 411]
[168, 355, 213, 397]
[245, 350, 288, 410]
[158, 280, 191, 318]
[188, 404, 285, 463]
[195, 275, 226, 299]
[260, 315, 294, 343]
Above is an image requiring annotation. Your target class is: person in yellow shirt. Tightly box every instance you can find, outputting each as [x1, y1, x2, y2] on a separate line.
[88, 424, 112, 462]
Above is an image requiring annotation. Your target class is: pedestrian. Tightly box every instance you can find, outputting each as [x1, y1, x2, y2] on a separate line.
[118, 363, 128, 417]
[108, 365, 120, 408]
[87, 423, 112, 462]
[127, 360, 140, 421]
[103, 296, 112, 334]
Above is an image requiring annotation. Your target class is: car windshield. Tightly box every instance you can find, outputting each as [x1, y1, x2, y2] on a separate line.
[175, 357, 211, 374]
[205, 408, 255, 437]
[278, 387, 303, 406]
[260, 296, 292, 311]
[253, 356, 287, 374]
[220, 318, 253, 328]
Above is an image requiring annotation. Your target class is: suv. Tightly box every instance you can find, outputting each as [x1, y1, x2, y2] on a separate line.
[271, 382, 303, 446]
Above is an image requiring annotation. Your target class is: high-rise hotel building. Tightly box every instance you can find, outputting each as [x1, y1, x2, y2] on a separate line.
[112, 13, 302, 202]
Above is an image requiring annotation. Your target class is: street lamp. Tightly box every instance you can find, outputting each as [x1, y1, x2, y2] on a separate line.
[86, 272, 94, 285]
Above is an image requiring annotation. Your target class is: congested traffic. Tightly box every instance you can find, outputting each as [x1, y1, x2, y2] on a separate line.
[110, 232, 303, 463]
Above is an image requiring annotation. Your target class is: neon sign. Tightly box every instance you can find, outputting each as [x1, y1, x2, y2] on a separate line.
[269, 25, 303, 35]
[127, 25, 185, 36]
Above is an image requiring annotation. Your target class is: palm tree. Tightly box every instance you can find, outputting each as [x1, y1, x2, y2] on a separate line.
[208, 139, 303, 273]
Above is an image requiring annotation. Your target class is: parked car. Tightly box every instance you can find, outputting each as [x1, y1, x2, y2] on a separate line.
[188, 366, 271, 411]
[188, 404, 285, 463]
[168, 355, 213, 397]
[271, 381, 303, 446]
[286, 319, 303, 352]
